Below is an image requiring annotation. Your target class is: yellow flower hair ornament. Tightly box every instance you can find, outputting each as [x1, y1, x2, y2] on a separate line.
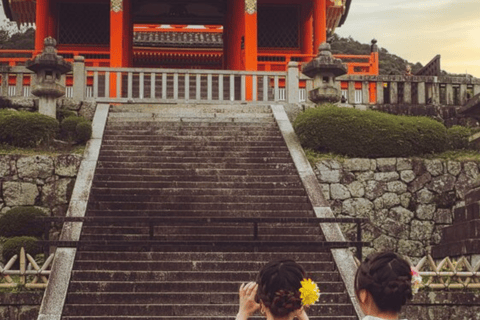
[299, 278, 320, 306]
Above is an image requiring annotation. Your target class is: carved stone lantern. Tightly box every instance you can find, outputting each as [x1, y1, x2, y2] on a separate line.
[302, 42, 347, 104]
[26, 37, 72, 118]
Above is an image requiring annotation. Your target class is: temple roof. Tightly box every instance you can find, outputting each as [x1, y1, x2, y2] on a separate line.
[134, 31, 223, 48]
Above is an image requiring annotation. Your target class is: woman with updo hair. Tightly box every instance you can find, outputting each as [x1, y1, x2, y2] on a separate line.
[355, 251, 414, 320]
[236, 259, 319, 320]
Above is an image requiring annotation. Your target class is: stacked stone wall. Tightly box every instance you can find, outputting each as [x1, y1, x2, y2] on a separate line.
[0, 293, 42, 320]
[315, 157, 480, 258]
[0, 154, 82, 232]
[405, 292, 480, 320]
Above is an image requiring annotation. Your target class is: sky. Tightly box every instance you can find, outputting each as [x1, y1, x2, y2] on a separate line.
[0, 0, 479, 77]
[336, 0, 480, 77]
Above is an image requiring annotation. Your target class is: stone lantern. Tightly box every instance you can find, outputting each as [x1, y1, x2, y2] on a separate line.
[302, 42, 347, 104]
[26, 37, 72, 118]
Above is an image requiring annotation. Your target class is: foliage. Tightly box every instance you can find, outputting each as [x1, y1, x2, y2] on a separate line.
[56, 109, 77, 122]
[0, 110, 59, 147]
[0, 207, 47, 238]
[330, 34, 423, 75]
[293, 105, 448, 158]
[0, 27, 34, 50]
[60, 116, 92, 143]
[2, 237, 42, 264]
[447, 126, 472, 150]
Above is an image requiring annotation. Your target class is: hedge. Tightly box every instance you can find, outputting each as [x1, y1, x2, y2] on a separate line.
[2, 237, 42, 263]
[293, 106, 448, 158]
[447, 125, 471, 150]
[0, 207, 47, 238]
[60, 115, 92, 143]
[0, 110, 59, 147]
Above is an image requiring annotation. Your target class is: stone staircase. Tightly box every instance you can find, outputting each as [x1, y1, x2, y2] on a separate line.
[60, 104, 358, 320]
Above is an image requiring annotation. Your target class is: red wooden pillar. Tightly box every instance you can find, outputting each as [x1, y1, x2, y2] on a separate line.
[244, 0, 257, 100]
[35, 0, 50, 53]
[313, 0, 327, 54]
[110, 0, 132, 97]
[302, 3, 314, 57]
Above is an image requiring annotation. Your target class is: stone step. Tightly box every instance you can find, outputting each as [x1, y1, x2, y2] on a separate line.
[95, 156, 293, 164]
[66, 291, 348, 305]
[100, 134, 284, 142]
[96, 150, 290, 158]
[85, 209, 315, 218]
[74, 251, 333, 262]
[88, 201, 313, 211]
[105, 121, 278, 129]
[102, 127, 281, 135]
[107, 116, 274, 124]
[95, 162, 294, 170]
[109, 111, 274, 119]
[88, 194, 309, 204]
[62, 316, 358, 320]
[71, 260, 335, 272]
[110, 104, 272, 114]
[100, 140, 287, 148]
[99, 145, 288, 153]
[90, 187, 305, 196]
[92, 174, 301, 183]
[91, 181, 305, 190]
[70, 269, 335, 282]
[62, 304, 355, 317]
[93, 168, 297, 177]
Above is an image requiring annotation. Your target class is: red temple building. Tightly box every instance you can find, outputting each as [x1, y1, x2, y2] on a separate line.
[1, 0, 378, 75]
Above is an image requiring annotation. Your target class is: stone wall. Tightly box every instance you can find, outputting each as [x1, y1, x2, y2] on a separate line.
[404, 292, 480, 320]
[314, 157, 480, 259]
[0, 293, 42, 320]
[0, 154, 82, 223]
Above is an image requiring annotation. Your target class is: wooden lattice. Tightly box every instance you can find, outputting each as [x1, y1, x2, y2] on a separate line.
[0, 247, 54, 289]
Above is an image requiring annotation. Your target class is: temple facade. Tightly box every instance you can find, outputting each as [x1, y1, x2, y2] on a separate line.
[1, 0, 377, 73]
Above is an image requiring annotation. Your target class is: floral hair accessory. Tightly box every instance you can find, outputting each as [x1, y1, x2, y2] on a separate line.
[411, 266, 422, 295]
[299, 278, 320, 306]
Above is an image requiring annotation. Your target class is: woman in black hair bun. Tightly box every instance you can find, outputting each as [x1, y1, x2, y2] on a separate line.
[355, 251, 414, 320]
[236, 260, 319, 320]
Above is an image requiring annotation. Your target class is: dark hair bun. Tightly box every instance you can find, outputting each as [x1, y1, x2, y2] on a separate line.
[256, 260, 306, 317]
[355, 252, 413, 313]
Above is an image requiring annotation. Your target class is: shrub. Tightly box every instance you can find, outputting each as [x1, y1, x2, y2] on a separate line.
[447, 126, 471, 150]
[2, 237, 42, 263]
[293, 106, 448, 158]
[60, 116, 92, 143]
[76, 121, 93, 144]
[56, 109, 77, 122]
[0, 110, 59, 147]
[0, 207, 47, 238]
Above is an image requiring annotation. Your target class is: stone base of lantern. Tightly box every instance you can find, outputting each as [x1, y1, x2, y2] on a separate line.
[308, 86, 342, 104]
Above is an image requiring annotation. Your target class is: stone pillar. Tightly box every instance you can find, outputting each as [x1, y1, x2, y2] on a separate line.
[73, 56, 86, 102]
[417, 81, 426, 104]
[348, 81, 355, 104]
[403, 81, 412, 104]
[376, 81, 384, 104]
[362, 81, 369, 105]
[287, 61, 299, 104]
[432, 80, 440, 105]
[446, 83, 454, 105]
[460, 84, 468, 105]
[474, 84, 480, 97]
[15, 73, 24, 97]
[389, 82, 398, 104]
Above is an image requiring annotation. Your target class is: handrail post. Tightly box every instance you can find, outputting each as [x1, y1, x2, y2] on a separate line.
[356, 222, 363, 261]
[287, 61, 299, 104]
[73, 56, 86, 101]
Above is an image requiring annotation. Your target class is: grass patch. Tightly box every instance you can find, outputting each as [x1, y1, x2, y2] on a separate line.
[0, 144, 85, 156]
[307, 149, 480, 163]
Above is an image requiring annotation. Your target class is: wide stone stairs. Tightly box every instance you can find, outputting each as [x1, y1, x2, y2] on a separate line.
[60, 104, 357, 320]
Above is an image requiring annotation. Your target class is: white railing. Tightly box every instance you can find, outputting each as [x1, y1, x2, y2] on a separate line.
[84, 67, 289, 104]
[0, 247, 54, 289]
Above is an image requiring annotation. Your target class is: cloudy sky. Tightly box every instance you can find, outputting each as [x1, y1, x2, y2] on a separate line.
[336, 0, 480, 77]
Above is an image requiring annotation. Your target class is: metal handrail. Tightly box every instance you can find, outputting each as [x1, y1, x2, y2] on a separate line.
[39, 216, 369, 259]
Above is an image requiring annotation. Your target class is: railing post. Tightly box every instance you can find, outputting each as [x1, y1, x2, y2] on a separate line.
[403, 81, 412, 104]
[417, 81, 426, 104]
[348, 81, 355, 104]
[460, 83, 468, 105]
[287, 61, 299, 104]
[0, 66, 9, 97]
[73, 56, 86, 101]
[15, 72, 24, 97]
[446, 83, 454, 105]
[389, 81, 398, 104]
[361, 81, 369, 105]
[432, 78, 440, 105]
[376, 81, 384, 104]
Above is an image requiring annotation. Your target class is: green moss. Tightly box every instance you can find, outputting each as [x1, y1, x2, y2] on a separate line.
[0, 207, 47, 238]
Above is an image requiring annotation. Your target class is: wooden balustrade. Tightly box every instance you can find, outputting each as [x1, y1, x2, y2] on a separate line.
[0, 247, 54, 289]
